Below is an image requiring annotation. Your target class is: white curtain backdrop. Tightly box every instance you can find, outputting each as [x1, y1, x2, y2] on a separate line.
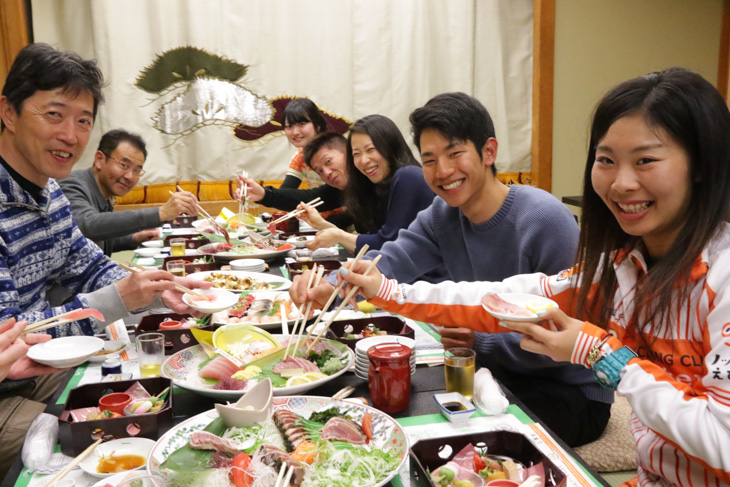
[31, 0, 533, 183]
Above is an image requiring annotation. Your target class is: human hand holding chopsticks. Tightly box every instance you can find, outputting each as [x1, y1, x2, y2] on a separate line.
[235, 174, 265, 202]
[0, 318, 60, 381]
[289, 270, 338, 311]
[119, 263, 213, 316]
[295, 201, 332, 230]
[335, 259, 385, 302]
[160, 187, 198, 220]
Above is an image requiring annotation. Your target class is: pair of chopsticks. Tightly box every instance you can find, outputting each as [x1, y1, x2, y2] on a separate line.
[270, 197, 324, 226]
[332, 385, 355, 401]
[238, 170, 249, 221]
[305, 246, 382, 354]
[43, 438, 103, 487]
[283, 265, 326, 360]
[170, 186, 230, 242]
[119, 262, 209, 300]
[24, 308, 104, 335]
[274, 463, 295, 487]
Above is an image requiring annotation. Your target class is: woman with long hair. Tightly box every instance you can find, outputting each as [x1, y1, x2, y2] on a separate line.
[338, 67, 730, 486]
[299, 114, 434, 253]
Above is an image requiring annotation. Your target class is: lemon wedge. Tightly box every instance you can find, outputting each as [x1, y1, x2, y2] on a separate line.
[526, 300, 555, 313]
[286, 375, 314, 387]
[302, 372, 328, 381]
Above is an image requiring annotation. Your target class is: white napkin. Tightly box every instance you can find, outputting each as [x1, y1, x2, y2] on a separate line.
[311, 247, 339, 259]
[21, 413, 58, 472]
[472, 367, 508, 415]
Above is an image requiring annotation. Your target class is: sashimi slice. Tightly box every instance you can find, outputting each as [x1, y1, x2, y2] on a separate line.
[199, 354, 241, 381]
[481, 294, 534, 317]
[62, 308, 105, 322]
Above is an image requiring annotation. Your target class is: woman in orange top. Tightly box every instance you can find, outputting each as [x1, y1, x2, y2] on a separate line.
[336, 68, 730, 487]
[280, 98, 329, 189]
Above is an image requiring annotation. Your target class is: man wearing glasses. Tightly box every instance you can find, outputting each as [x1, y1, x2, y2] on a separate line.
[60, 129, 198, 256]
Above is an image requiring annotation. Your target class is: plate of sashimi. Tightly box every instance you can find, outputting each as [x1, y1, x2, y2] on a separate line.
[147, 395, 409, 487]
[210, 291, 319, 330]
[161, 327, 355, 401]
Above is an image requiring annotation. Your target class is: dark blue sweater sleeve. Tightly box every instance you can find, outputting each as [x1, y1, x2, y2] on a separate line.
[355, 166, 434, 252]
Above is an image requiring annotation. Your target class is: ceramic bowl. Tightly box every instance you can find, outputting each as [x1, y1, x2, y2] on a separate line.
[141, 240, 164, 248]
[433, 391, 476, 422]
[27, 336, 104, 368]
[134, 248, 159, 258]
[88, 341, 127, 363]
[78, 437, 155, 478]
[215, 378, 273, 427]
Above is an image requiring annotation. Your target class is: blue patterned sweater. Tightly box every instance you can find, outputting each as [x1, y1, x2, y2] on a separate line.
[0, 163, 128, 337]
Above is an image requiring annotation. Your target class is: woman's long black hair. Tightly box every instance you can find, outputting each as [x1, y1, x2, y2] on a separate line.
[575, 67, 730, 343]
[343, 115, 421, 233]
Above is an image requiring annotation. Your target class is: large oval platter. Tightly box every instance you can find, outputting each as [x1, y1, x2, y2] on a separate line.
[147, 396, 409, 487]
[209, 291, 319, 331]
[161, 341, 355, 401]
[186, 270, 292, 292]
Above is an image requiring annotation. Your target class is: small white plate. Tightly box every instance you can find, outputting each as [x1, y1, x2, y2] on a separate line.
[136, 257, 156, 266]
[182, 288, 238, 313]
[79, 437, 155, 478]
[134, 248, 159, 258]
[88, 341, 128, 363]
[27, 336, 104, 368]
[287, 235, 315, 248]
[141, 240, 164, 248]
[481, 292, 558, 322]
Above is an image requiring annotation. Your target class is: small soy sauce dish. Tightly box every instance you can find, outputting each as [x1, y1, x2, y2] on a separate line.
[433, 391, 476, 422]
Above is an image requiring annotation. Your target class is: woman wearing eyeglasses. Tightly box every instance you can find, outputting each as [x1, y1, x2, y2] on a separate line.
[58, 129, 199, 256]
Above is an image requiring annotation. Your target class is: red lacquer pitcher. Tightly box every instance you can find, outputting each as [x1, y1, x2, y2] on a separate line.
[367, 343, 412, 413]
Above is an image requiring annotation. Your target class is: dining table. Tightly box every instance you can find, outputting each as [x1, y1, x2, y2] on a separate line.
[2, 242, 611, 487]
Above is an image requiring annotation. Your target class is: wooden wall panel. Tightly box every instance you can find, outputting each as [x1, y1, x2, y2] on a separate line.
[532, 0, 555, 192]
[0, 0, 29, 88]
[719, 0, 730, 101]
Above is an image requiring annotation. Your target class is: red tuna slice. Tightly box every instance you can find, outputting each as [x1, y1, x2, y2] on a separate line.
[199, 354, 241, 381]
[481, 294, 534, 318]
[63, 308, 105, 322]
[320, 417, 367, 444]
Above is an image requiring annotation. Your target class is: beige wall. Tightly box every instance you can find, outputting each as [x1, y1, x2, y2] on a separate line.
[552, 0, 723, 213]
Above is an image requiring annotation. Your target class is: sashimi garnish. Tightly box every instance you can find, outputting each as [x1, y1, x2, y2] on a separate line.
[481, 294, 534, 317]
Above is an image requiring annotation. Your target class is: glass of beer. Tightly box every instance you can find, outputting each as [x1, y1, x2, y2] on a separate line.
[166, 260, 186, 277]
[444, 348, 476, 400]
[170, 238, 186, 257]
[136, 333, 165, 377]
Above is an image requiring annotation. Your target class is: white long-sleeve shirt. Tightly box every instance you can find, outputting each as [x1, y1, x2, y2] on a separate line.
[371, 223, 730, 487]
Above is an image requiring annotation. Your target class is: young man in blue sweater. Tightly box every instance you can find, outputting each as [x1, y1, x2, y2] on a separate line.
[291, 93, 611, 447]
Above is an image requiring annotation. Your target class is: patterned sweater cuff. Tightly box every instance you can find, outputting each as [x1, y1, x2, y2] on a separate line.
[375, 276, 398, 301]
[570, 322, 621, 367]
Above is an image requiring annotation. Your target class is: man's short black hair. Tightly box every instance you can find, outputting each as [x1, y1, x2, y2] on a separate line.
[302, 132, 347, 165]
[409, 92, 497, 175]
[97, 129, 147, 159]
[1, 43, 104, 131]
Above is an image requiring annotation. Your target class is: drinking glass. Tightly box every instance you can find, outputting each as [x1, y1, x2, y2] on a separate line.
[169, 238, 186, 257]
[135, 333, 165, 378]
[165, 260, 186, 277]
[444, 347, 476, 400]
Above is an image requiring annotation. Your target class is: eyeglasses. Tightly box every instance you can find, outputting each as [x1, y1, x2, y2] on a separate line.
[104, 153, 146, 176]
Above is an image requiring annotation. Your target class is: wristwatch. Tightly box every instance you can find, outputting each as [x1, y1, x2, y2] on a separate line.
[587, 336, 637, 390]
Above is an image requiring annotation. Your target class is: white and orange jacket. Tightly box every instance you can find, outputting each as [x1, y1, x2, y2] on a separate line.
[370, 223, 730, 487]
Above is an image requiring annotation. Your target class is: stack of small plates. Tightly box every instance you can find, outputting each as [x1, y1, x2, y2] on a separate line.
[354, 336, 416, 380]
[229, 258, 266, 272]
